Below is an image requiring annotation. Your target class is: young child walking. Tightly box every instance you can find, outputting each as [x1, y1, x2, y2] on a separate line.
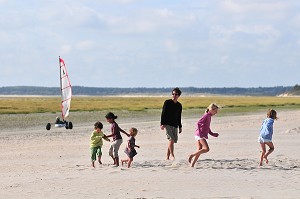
[258, 109, 277, 166]
[105, 112, 130, 167]
[121, 127, 140, 168]
[188, 103, 220, 167]
[90, 121, 110, 167]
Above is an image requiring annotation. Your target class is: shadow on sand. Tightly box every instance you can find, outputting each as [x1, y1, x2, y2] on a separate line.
[132, 158, 299, 171]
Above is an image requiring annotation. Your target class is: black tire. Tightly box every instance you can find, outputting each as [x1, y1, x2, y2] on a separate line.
[46, 123, 51, 130]
[68, 122, 73, 129]
[65, 122, 69, 129]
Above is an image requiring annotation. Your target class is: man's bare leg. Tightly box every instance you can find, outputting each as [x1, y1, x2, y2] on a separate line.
[167, 140, 175, 160]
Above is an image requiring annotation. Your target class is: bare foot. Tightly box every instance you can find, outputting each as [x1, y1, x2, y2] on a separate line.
[264, 157, 269, 164]
[92, 162, 95, 168]
[190, 157, 196, 167]
[259, 162, 263, 167]
[188, 155, 193, 163]
[98, 161, 102, 165]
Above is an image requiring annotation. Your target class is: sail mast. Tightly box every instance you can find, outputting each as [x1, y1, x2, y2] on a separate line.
[59, 56, 63, 119]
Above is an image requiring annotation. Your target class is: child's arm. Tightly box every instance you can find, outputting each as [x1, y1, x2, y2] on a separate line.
[105, 127, 115, 138]
[208, 130, 219, 137]
[120, 127, 130, 137]
[134, 144, 140, 148]
[105, 133, 113, 138]
[102, 134, 111, 142]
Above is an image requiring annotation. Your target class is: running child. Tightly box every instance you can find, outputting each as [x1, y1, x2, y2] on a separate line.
[188, 103, 220, 167]
[121, 127, 140, 168]
[105, 112, 130, 167]
[90, 121, 110, 167]
[258, 109, 277, 166]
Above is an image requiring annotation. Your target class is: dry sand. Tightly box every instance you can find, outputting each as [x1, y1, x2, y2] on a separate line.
[0, 110, 299, 198]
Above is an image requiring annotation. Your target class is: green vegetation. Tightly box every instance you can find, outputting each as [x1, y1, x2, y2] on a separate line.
[0, 96, 299, 114]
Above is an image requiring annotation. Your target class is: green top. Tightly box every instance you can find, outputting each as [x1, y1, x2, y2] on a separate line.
[90, 130, 106, 148]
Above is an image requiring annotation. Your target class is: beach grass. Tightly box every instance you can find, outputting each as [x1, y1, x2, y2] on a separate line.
[0, 96, 300, 114]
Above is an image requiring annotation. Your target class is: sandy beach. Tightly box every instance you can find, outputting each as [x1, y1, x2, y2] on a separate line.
[0, 109, 299, 198]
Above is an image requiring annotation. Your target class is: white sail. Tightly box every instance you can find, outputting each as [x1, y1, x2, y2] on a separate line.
[59, 57, 72, 119]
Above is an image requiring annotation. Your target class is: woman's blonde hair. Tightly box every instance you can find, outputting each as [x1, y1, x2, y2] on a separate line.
[206, 103, 219, 113]
[129, 127, 138, 137]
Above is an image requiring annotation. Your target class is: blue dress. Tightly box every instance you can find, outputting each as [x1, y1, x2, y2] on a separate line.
[258, 118, 274, 142]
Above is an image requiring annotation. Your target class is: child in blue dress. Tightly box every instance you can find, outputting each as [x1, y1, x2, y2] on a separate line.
[258, 109, 277, 166]
[121, 127, 140, 168]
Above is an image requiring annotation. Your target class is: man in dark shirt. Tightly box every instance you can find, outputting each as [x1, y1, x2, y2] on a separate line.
[160, 87, 182, 160]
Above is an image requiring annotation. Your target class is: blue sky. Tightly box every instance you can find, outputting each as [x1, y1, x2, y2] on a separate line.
[0, 0, 299, 88]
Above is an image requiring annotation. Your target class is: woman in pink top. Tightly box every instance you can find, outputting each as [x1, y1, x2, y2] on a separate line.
[188, 103, 219, 167]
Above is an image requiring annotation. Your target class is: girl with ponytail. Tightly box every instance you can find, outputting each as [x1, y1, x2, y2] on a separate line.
[188, 103, 220, 167]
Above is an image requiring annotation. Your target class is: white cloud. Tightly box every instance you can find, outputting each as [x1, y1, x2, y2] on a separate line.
[164, 39, 179, 53]
[0, 0, 299, 88]
[100, 6, 197, 35]
[75, 40, 94, 51]
[60, 45, 72, 55]
[109, 0, 137, 4]
[155, 8, 174, 18]
[291, 14, 300, 28]
[209, 24, 280, 47]
[0, 31, 11, 43]
[221, 0, 289, 15]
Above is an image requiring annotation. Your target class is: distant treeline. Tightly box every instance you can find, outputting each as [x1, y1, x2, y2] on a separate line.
[287, 84, 300, 95]
[0, 86, 295, 96]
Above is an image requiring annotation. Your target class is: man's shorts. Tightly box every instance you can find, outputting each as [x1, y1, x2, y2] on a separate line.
[165, 125, 178, 143]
